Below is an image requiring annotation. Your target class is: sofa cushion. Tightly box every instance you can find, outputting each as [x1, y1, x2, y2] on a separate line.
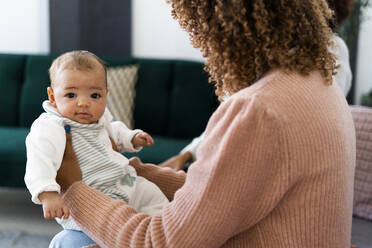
[106, 65, 138, 129]
[0, 127, 29, 187]
[351, 105, 372, 220]
[124, 135, 192, 164]
[0, 54, 26, 126]
[168, 61, 219, 138]
[105, 58, 173, 136]
[132, 59, 173, 136]
[19, 55, 56, 127]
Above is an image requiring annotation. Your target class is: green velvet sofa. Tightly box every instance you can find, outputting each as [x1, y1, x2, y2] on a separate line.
[0, 53, 218, 188]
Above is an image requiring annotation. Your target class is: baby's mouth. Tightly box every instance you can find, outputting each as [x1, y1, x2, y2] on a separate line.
[75, 112, 92, 119]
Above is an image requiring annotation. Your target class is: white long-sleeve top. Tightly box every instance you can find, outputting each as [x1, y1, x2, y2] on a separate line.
[25, 101, 141, 204]
[330, 34, 352, 96]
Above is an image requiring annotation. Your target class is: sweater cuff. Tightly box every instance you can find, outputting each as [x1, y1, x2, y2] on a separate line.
[63, 181, 88, 200]
[83, 245, 100, 248]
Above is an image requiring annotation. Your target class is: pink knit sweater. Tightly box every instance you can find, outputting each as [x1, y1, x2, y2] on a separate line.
[63, 70, 356, 248]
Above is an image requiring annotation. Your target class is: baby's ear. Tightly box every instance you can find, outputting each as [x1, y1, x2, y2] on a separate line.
[47, 86, 57, 107]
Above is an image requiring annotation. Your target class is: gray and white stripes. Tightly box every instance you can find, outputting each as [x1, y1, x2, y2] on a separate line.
[56, 118, 136, 230]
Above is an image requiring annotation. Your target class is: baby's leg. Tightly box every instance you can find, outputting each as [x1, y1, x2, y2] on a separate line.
[49, 229, 95, 248]
[129, 176, 169, 216]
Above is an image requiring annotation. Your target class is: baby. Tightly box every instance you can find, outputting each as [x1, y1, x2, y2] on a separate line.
[24, 50, 169, 231]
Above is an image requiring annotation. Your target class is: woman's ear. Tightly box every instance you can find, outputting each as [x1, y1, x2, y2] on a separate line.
[47, 86, 57, 107]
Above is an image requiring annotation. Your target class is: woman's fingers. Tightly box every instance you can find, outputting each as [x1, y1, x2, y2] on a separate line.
[109, 137, 118, 151]
[56, 208, 63, 219]
[56, 125, 83, 192]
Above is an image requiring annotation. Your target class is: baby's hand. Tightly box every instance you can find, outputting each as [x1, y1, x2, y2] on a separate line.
[132, 132, 154, 148]
[39, 191, 70, 219]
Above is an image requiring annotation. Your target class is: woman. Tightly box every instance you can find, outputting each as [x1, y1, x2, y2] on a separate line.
[52, 0, 356, 247]
[159, 0, 355, 172]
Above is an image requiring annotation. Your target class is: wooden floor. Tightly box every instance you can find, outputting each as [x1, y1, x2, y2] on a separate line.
[0, 187, 62, 235]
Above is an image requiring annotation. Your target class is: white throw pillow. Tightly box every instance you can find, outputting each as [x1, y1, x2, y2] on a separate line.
[106, 65, 139, 129]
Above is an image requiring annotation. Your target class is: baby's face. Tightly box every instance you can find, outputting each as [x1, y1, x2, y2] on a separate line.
[48, 68, 107, 124]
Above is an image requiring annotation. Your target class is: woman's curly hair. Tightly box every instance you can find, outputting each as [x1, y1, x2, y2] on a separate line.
[166, 0, 337, 99]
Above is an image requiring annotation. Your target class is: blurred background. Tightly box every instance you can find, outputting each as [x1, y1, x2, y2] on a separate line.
[0, 0, 371, 104]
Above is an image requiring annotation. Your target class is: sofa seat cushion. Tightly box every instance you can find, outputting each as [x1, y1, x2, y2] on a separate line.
[0, 127, 29, 187]
[124, 135, 192, 164]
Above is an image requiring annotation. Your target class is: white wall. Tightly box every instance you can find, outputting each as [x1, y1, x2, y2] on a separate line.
[131, 0, 203, 62]
[0, 0, 49, 54]
[355, 6, 372, 104]
[0, 0, 201, 59]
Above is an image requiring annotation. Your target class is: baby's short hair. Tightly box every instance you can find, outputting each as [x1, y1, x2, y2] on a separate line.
[49, 50, 106, 86]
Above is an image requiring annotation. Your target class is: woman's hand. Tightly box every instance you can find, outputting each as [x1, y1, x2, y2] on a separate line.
[56, 125, 82, 192]
[158, 152, 193, 171]
[129, 157, 147, 171]
[129, 157, 156, 176]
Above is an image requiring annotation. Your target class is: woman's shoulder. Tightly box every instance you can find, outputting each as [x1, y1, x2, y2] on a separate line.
[213, 85, 286, 133]
[222, 69, 344, 125]
[224, 70, 292, 113]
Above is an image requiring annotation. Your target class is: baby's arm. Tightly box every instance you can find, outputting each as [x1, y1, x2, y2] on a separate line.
[25, 114, 66, 204]
[39, 191, 69, 219]
[103, 108, 153, 152]
[109, 121, 148, 152]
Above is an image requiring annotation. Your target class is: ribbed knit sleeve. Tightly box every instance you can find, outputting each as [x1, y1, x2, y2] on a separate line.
[63, 94, 288, 248]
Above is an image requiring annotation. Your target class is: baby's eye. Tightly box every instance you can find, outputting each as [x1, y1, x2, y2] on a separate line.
[65, 93, 75, 98]
[91, 93, 101, 99]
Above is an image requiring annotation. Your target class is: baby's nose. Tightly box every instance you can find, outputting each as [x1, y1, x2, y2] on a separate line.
[77, 98, 90, 106]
